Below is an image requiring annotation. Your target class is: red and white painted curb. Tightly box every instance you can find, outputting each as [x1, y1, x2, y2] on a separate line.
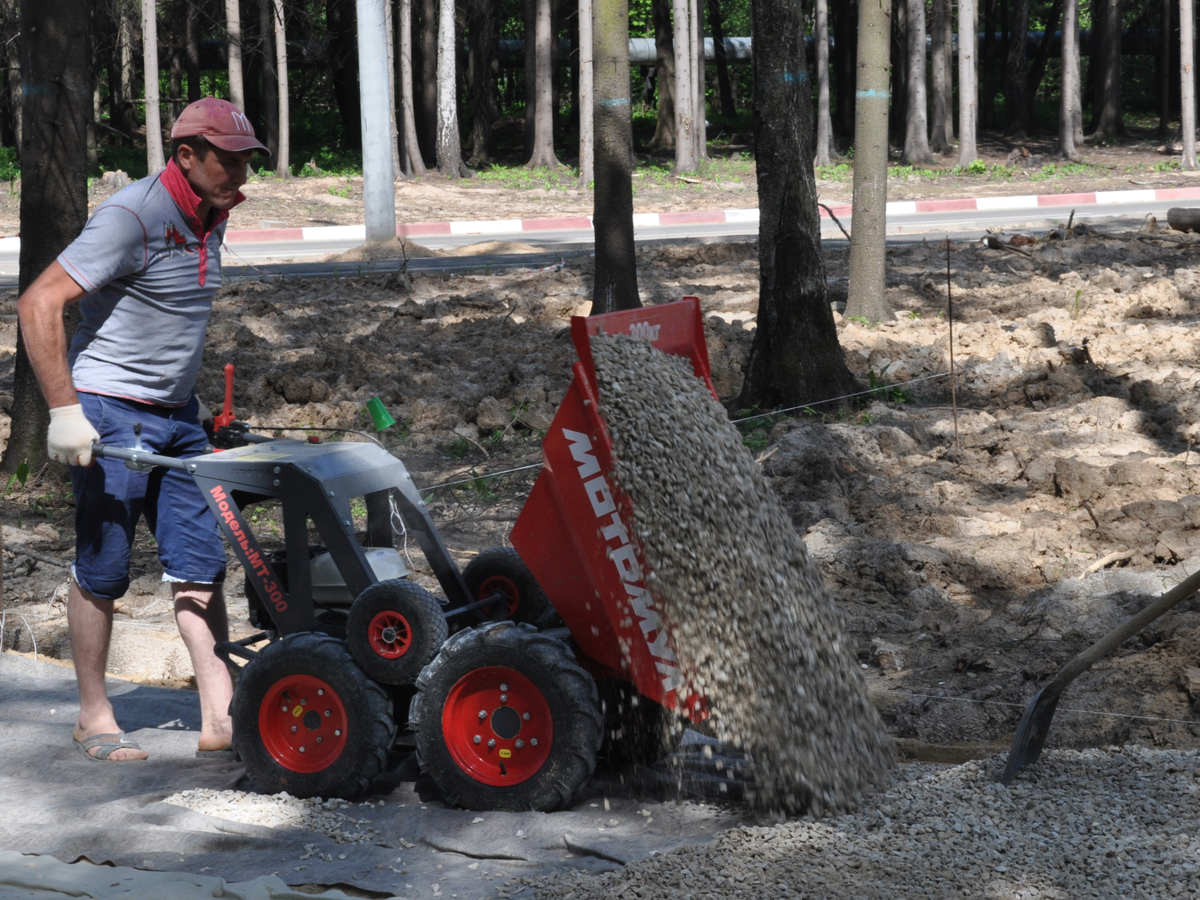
[6, 185, 1198, 250]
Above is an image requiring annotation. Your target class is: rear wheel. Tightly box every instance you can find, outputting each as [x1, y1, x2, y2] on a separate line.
[347, 579, 448, 685]
[232, 632, 395, 799]
[409, 621, 602, 811]
[462, 548, 551, 626]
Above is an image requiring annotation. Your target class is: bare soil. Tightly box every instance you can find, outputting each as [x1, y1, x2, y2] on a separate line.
[5, 144, 1200, 768]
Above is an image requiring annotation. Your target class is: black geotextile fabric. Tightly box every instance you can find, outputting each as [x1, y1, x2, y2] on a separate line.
[0, 652, 754, 899]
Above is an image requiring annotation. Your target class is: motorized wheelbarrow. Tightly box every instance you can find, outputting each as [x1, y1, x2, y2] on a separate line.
[91, 297, 713, 811]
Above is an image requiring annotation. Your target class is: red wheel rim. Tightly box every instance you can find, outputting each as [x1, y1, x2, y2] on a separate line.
[479, 575, 520, 617]
[368, 609, 413, 659]
[258, 674, 348, 773]
[441, 666, 553, 786]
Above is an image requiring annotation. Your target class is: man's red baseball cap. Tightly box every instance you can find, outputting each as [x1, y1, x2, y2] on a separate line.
[171, 97, 270, 154]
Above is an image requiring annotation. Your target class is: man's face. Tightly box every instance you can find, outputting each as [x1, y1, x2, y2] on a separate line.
[178, 144, 254, 212]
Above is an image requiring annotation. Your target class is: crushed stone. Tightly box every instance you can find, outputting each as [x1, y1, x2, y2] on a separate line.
[530, 746, 1200, 899]
[590, 333, 893, 815]
[164, 789, 383, 845]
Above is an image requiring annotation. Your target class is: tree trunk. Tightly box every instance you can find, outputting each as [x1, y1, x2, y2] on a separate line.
[692, 0, 705, 161]
[1184, 0, 1196, 169]
[958, 0, 979, 165]
[738, 0, 857, 411]
[1161, 0, 1173, 137]
[1026, 0, 1063, 115]
[846, 0, 893, 326]
[591, 0, 639, 314]
[981, 0, 996, 127]
[384, 0, 402, 178]
[274, 0, 290, 175]
[118, 2, 137, 139]
[889, 0, 907, 147]
[815, 0, 832, 165]
[902, 0, 933, 164]
[707, 0, 735, 118]
[1004, 0, 1033, 137]
[328, 0, 362, 149]
[831, 0, 857, 141]
[226, 0, 245, 108]
[358, 0, 397, 238]
[143, 0, 165, 173]
[467, 0, 498, 167]
[400, 0, 426, 174]
[527, 0, 559, 166]
[186, 0, 201, 103]
[1059, 0, 1081, 159]
[930, 0, 950, 153]
[578, 0, 594, 183]
[168, 45, 184, 129]
[1090, 0, 1124, 137]
[672, 0, 697, 172]
[647, 0, 675, 150]
[1, 0, 21, 153]
[6, 0, 90, 473]
[523, 0, 536, 159]
[418, 0, 437, 163]
[436, 0, 465, 177]
[258, 0, 279, 160]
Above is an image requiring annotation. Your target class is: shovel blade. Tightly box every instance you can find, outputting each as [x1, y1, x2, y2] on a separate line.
[1000, 685, 1063, 784]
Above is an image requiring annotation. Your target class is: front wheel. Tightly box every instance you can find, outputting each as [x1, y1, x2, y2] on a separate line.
[409, 621, 602, 811]
[346, 579, 448, 685]
[232, 632, 395, 799]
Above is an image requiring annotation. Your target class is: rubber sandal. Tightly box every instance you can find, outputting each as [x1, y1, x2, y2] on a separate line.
[195, 746, 239, 760]
[73, 731, 145, 762]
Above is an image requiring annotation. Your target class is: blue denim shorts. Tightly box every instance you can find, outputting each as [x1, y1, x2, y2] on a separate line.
[71, 393, 226, 601]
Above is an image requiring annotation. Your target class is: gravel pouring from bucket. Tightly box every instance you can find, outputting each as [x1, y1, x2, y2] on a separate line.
[1001, 564, 1200, 784]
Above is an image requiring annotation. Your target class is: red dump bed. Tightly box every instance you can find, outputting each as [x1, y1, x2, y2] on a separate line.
[510, 298, 717, 719]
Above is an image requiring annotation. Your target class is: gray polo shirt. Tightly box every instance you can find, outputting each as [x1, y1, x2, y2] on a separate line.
[59, 162, 234, 406]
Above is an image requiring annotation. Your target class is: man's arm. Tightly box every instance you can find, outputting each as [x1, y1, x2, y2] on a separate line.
[16, 260, 88, 408]
[16, 261, 95, 465]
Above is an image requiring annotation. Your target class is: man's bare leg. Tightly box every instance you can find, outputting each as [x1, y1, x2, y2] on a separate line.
[173, 583, 234, 752]
[69, 581, 148, 760]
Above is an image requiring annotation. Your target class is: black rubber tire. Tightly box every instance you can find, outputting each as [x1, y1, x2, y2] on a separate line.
[409, 621, 602, 811]
[462, 547, 552, 626]
[597, 679, 687, 767]
[346, 579, 448, 685]
[232, 632, 396, 799]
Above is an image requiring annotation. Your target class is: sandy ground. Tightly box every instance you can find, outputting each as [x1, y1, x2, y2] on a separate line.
[0, 133, 1194, 236]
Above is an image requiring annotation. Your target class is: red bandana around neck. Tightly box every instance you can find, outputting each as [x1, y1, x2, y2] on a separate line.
[159, 158, 245, 286]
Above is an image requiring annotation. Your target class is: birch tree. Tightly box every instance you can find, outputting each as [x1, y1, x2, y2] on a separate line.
[226, 0, 245, 108]
[692, 0, 705, 161]
[435, 0, 466, 176]
[815, 0, 832, 164]
[957, 0, 978, 166]
[846, 0, 893, 325]
[143, 0, 165, 173]
[1183, 0, 1196, 169]
[901, 0, 933, 165]
[578, 0, 594, 184]
[274, 0, 290, 175]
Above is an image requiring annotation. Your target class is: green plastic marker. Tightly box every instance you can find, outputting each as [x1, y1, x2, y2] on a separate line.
[366, 396, 396, 432]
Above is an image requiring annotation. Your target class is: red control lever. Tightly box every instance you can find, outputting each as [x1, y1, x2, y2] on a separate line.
[213, 363, 236, 432]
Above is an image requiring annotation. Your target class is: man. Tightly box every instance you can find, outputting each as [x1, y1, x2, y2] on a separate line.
[16, 98, 268, 761]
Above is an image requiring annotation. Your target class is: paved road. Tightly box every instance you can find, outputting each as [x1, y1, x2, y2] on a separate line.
[0, 197, 1169, 287]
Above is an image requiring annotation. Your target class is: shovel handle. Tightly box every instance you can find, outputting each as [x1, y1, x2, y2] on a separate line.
[1044, 565, 1200, 696]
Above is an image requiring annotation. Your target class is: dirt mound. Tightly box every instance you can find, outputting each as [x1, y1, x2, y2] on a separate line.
[449, 240, 545, 256]
[325, 236, 442, 262]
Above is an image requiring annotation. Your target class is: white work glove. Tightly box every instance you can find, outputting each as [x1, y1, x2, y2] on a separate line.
[47, 404, 101, 467]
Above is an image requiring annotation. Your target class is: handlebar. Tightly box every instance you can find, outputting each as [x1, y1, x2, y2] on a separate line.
[91, 442, 190, 471]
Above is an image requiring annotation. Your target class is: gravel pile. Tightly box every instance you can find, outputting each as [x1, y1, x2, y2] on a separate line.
[590, 334, 892, 815]
[532, 747, 1200, 899]
[164, 789, 385, 844]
